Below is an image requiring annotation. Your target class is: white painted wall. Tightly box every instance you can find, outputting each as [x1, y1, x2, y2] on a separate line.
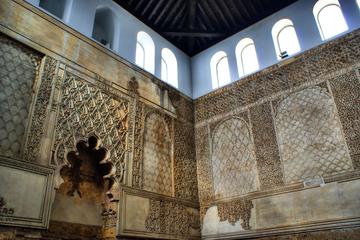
[27, 0, 360, 99]
[191, 0, 360, 98]
[26, 0, 193, 97]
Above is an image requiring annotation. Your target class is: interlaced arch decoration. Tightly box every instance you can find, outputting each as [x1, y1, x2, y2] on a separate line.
[53, 71, 130, 189]
[211, 117, 259, 199]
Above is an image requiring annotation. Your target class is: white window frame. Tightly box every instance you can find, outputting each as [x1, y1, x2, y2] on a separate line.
[235, 38, 259, 77]
[272, 19, 301, 60]
[210, 51, 231, 89]
[313, 0, 348, 40]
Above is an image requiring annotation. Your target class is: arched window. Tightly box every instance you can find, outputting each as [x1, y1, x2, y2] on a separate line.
[210, 51, 231, 89]
[39, 0, 67, 19]
[92, 7, 115, 49]
[136, 31, 155, 74]
[313, 0, 348, 40]
[235, 38, 259, 77]
[161, 48, 178, 88]
[272, 19, 301, 60]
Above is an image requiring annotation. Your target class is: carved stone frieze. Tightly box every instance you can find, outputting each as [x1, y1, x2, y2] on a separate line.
[195, 125, 214, 220]
[250, 103, 284, 189]
[329, 70, 360, 169]
[145, 199, 200, 235]
[217, 198, 253, 230]
[131, 101, 145, 188]
[54, 71, 130, 183]
[24, 57, 55, 163]
[174, 120, 198, 201]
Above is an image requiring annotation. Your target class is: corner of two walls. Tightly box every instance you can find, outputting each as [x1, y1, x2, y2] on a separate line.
[0, 0, 199, 239]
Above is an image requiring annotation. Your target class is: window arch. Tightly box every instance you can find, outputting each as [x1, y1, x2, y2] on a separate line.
[92, 7, 115, 49]
[235, 38, 259, 77]
[313, 0, 348, 40]
[39, 0, 67, 19]
[272, 19, 301, 60]
[210, 51, 231, 89]
[161, 48, 178, 88]
[136, 31, 155, 74]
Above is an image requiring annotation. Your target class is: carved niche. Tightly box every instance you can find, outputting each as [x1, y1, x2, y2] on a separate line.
[142, 112, 173, 196]
[275, 87, 353, 184]
[0, 34, 42, 160]
[60, 136, 114, 199]
[54, 71, 130, 185]
[211, 117, 259, 199]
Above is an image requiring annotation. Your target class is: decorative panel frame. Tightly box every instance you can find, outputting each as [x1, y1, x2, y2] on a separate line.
[0, 156, 54, 229]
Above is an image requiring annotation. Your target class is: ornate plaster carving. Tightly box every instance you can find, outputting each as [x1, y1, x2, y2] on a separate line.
[217, 199, 253, 230]
[54, 71, 130, 185]
[145, 199, 200, 235]
[24, 57, 56, 163]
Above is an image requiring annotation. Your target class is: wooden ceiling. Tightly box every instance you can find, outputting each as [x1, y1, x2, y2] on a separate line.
[114, 0, 298, 56]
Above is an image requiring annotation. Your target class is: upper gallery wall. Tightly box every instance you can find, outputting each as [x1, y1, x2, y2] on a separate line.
[26, 0, 193, 97]
[192, 0, 360, 98]
[25, 0, 360, 99]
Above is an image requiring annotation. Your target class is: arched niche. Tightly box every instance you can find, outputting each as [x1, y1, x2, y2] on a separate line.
[211, 117, 259, 199]
[39, 0, 68, 19]
[92, 7, 116, 49]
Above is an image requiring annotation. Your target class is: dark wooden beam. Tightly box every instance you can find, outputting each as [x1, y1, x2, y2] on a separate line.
[187, 0, 198, 29]
[163, 31, 226, 38]
[153, 0, 175, 25]
[206, 0, 231, 29]
[148, 0, 166, 21]
[159, 0, 183, 29]
[227, 0, 246, 23]
[201, 0, 222, 30]
[236, 0, 251, 20]
[169, 4, 187, 29]
[197, 4, 215, 31]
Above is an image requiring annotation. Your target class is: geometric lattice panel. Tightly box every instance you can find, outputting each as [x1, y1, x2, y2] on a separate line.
[275, 87, 353, 184]
[55, 74, 129, 181]
[143, 113, 173, 196]
[0, 39, 37, 158]
[212, 118, 259, 199]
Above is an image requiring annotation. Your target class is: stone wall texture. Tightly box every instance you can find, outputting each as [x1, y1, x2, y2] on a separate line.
[195, 28, 360, 238]
[1, 0, 360, 239]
